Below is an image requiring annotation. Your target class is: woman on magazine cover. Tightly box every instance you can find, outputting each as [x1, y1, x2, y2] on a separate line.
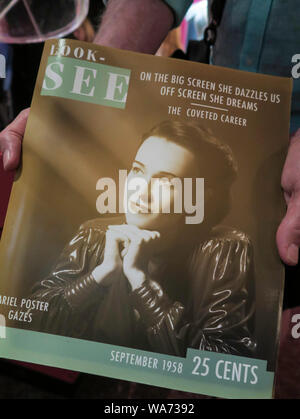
[29, 120, 257, 358]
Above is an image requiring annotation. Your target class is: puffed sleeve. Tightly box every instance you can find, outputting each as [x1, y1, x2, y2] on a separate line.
[28, 223, 106, 336]
[131, 232, 256, 357]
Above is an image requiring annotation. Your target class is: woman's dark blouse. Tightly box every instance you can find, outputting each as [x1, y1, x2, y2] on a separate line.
[30, 218, 257, 358]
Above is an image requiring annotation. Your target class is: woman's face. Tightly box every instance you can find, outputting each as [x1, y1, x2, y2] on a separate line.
[124, 135, 195, 232]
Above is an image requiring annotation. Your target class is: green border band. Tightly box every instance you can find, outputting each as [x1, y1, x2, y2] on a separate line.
[0, 327, 274, 399]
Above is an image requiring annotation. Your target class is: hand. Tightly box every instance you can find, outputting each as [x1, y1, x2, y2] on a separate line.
[92, 228, 129, 286]
[73, 18, 95, 43]
[108, 224, 160, 290]
[277, 129, 300, 265]
[0, 108, 29, 171]
[156, 27, 182, 57]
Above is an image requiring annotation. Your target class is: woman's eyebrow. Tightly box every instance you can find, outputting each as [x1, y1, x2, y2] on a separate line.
[133, 161, 177, 178]
[155, 171, 177, 178]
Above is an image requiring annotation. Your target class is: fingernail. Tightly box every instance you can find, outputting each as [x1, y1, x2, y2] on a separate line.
[3, 150, 10, 170]
[287, 244, 299, 265]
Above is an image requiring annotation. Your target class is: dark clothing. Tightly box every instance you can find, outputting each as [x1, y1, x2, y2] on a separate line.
[30, 219, 256, 358]
[209, 0, 300, 133]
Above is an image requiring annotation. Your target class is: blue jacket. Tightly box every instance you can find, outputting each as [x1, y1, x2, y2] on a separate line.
[167, 0, 299, 133]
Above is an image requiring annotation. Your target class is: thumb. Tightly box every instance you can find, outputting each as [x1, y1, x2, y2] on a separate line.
[0, 108, 30, 171]
[276, 198, 300, 266]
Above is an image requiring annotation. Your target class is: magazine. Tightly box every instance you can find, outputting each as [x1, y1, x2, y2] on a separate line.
[0, 39, 292, 399]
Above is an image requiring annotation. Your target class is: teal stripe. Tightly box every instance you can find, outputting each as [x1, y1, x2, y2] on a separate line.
[0, 327, 274, 399]
[239, 0, 273, 72]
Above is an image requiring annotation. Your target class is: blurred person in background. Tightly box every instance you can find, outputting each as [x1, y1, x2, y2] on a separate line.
[185, 0, 208, 44]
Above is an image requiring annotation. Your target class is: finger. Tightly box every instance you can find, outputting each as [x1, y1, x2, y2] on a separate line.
[105, 233, 129, 262]
[147, 230, 160, 240]
[109, 225, 160, 243]
[106, 229, 129, 246]
[134, 229, 160, 243]
[108, 224, 127, 230]
[276, 198, 300, 266]
[73, 26, 85, 41]
[125, 225, 153, 242]
[106, 228, 131, 256]
[284, 191, 291, 205]
[109, 224, 139, 238]
[122, 225, 156, 244]
[1, 138, 22, 171]
[108, 224, 132, 239]
[121, 245, 129, 258]
[139, 229, 157, 243]
[83, 19, 95, 42]
[0, 108, 29, 171]
[113, 225, 142, 244]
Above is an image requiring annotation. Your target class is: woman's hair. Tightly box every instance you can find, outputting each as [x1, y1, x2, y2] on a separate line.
[141, 120, 238, 226]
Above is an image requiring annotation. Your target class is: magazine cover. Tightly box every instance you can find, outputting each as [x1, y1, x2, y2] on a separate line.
[0, 38, 292, 399]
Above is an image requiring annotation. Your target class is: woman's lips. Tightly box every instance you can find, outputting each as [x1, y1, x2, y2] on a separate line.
[128, 200, 149, 214]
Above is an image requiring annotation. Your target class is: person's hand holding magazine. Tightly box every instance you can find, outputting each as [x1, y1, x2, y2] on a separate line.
[277, 129, 300, 266]
[0, 108, 29, 171]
